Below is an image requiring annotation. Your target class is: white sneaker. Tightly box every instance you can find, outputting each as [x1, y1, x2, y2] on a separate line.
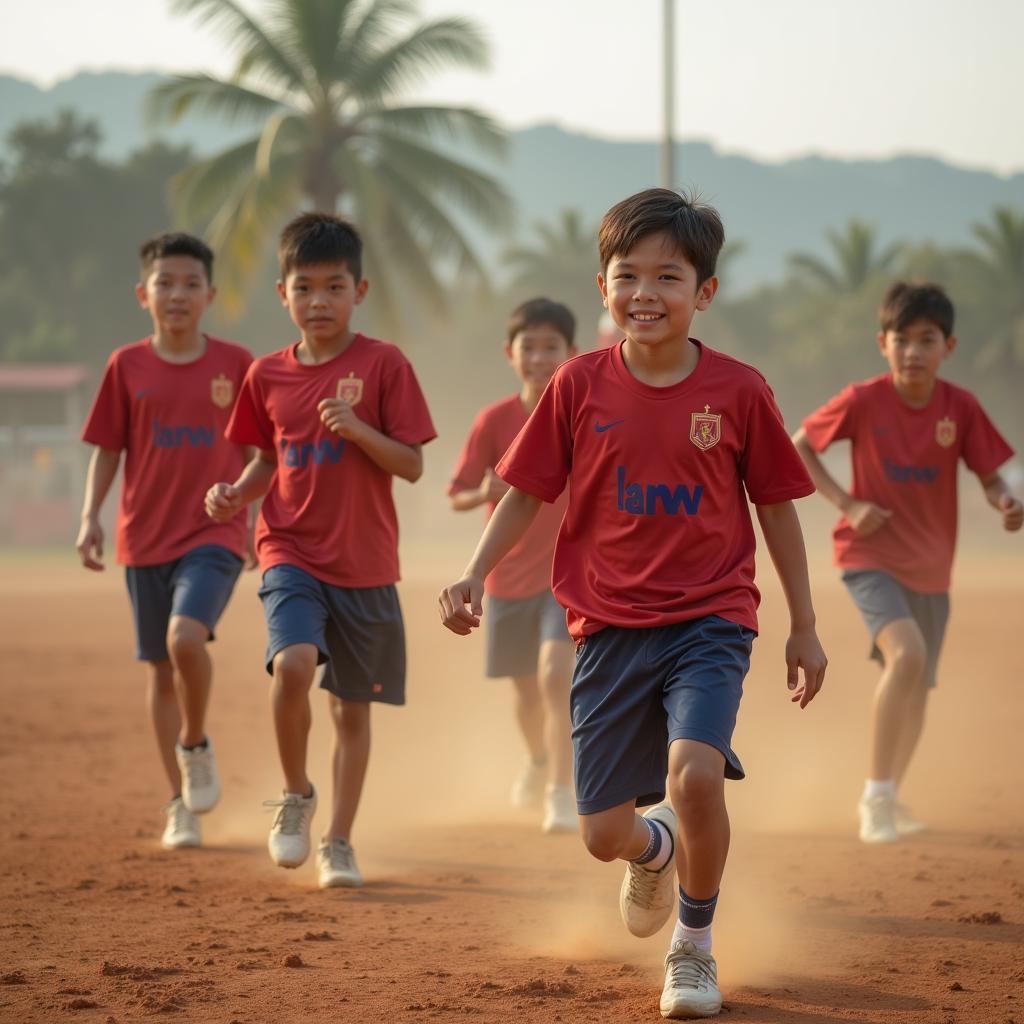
[858, 794, 899, 844]
[161, 797, 201, 849]
[893, 801, 927, 836]
[175, 739, 221, 814]
[317, 838, 364, 889]
[510, 759, 547, 808]
[541, 783, 577, 834]
[620, 803, 678, 937]
[660, 940, 722, 1019]
[265, 787, 317, 868]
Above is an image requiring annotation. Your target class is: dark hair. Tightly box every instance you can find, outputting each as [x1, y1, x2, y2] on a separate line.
[598, 187, 724, 283]
[278, 212, 362, 281]
[879, 281, 955, 337]
[139, 232, 213, 283]
[506, 297, 576, 346]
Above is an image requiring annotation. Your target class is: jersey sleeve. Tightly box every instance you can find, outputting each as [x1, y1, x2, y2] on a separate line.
[448, 410, 493, 496]
[225, 363, 275, 450]
[81, 352, 129, 451]
[802, 384, 858, 452]
[962, 396, 1014, 477]
[741, 383, 816, 505]
[496, 373, 572, 503]
[379, 352, 437, 447]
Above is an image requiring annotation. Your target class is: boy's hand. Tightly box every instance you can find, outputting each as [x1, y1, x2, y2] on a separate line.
[205, 482, 243, 522]
[479, 468, 510, 505]
[318, 398, 366, 440]
[844, 498, 892, 536]
[999, 493, 1023, 532]
[438, 574, 485, 635]
[785, 625, 827, 709]
[75, 517, 105, 571]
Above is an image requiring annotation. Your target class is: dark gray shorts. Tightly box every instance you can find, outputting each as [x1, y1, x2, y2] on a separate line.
[841, 569, 949, 689]
[571, 616, 755, 815]
[125, 544, 243, 662]
[258, 564, 405, 704]
[484, 589, 571, 678]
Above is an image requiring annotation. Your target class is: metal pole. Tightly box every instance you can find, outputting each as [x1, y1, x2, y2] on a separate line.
[660, 0, 675, 188]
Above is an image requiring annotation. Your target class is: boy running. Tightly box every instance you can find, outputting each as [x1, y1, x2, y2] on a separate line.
[794, 282, 1020, 843]
[205, 213, 435, 888]
[76, 233, 252, 849]
[448, 298, 577, 833]
[440, 189, 827, 1019]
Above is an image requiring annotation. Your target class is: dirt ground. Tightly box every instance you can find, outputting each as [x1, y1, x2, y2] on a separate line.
[1, 548, 1022, 1024]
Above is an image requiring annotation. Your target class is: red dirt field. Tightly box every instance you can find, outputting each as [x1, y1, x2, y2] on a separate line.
[1, 552, 1022, 1024]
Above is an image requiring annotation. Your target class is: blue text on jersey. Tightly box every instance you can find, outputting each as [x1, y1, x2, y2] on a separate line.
[280, 437, 347, 468]
[616, 466, 703, 516]
[884, 458, 939, 484]
[152, 418, 215, 448]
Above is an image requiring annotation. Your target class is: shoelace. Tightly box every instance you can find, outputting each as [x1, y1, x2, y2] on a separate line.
[625, 861, 666, 909]
[263, 797, 308, 835]
[665, 943, 716, 992]
[184, 750, 213, 789]
[326, 840, 355, 871]
[163, 799, 192, 831]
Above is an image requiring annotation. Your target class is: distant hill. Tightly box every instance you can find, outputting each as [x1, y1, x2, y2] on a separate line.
[4, 71, 1024, 292]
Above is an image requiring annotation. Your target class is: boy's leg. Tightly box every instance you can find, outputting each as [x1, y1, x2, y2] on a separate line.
[538, 639, 574, 789]
[511, 674, 547, 766]
[891, 686, 929, 788]
[146, 659, 181, 797]
[166, 615, 212, 748]
[869, 617, 926, 781]
[325, 697, 371, 841]
[271, 642, 320, 796]
[579, 799, 658, 862]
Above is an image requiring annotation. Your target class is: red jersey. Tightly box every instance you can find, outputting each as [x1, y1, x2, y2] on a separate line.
[496, 341, 814, 639]
[81, 336, 252, 566]
[802, 374, 1013, 593]
[226, 334, 436, 587]
[449, 395, 568, 599]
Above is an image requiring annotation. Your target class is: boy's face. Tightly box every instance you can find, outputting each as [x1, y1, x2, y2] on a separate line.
[136, 256, 215, 333]
[597, 231, 717, 349]
[877, 317, 956, 387]
[505, 324, 575, 390]
[276, 261, 368, 341]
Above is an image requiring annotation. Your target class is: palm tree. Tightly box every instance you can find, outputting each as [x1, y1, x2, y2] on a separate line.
[147, 0, 512, 321]
[502, 209, 602, 340]
[789, 220, 901, 294]
[966, 206, 1024, 367]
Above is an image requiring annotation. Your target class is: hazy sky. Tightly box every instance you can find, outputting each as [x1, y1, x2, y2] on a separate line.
[3, 0, 1022, 173]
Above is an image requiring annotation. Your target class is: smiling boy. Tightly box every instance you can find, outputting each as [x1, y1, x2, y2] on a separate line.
[439, 189, 826, 1019]
[77, 232, 252, 849]
[205, 212, 435, 887]
[793, 282, 1020, 843]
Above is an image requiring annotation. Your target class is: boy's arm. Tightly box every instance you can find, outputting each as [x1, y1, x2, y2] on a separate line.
[439, 487, 542, 634]
[450, 469, 509, 511]
[978, 471, 1024, 531]
[755, 500, 828, 709]
[792, 427, 892, 536]
[75, 447, 121, 571]
[317, 399, 422, 482]
[205, 449, 277, 522]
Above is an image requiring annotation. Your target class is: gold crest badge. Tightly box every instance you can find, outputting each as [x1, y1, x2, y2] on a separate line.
[689, 404, 722, 451]
[936, 416, 956, 448]
[211, 373, 234, 408]
[337, 371, 363, 406]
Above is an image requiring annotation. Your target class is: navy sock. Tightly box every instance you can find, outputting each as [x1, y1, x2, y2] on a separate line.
[633, 817, 672, 866]
[678, 885, 719, 928]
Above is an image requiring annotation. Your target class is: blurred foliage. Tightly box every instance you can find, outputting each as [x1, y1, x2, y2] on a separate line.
[148, 0, 512, 330]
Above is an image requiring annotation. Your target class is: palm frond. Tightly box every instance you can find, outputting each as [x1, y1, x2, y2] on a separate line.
[360, 104, 506, 158]
[170, 137, 262, 227]
[146, 73, 287, 126]
[789, 253, 841, 291]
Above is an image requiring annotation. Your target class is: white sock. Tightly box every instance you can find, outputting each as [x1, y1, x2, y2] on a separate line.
[671, 918, 712, 953]
[863, 778, 896, 801]
[640, 820, 673, 872]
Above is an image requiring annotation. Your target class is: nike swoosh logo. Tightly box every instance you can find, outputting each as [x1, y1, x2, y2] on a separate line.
[595, 419, 625, 433]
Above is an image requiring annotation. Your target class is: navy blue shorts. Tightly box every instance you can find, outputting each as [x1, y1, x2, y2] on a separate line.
[484, 589, 571, 678]
[258, 564, 406, 704]
[571, 615, 755, 815]
[842, 569, 949, 689]
[124, 544, 243, 663]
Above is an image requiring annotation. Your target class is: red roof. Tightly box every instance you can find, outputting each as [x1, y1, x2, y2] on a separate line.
[0, 364, 90, 392]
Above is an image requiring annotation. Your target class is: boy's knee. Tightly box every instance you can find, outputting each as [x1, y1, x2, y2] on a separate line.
[887, 642, 927, 684]
[272, 647, 317, 691]
[166, 622, 206, 664]
[669, 760, 723, 815]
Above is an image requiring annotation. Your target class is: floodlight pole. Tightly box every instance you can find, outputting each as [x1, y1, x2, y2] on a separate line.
[660, 0, 675, 188]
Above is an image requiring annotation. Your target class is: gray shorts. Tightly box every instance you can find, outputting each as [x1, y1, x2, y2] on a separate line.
[842, 569, 949, 689]
[485, 589, 571, 678]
